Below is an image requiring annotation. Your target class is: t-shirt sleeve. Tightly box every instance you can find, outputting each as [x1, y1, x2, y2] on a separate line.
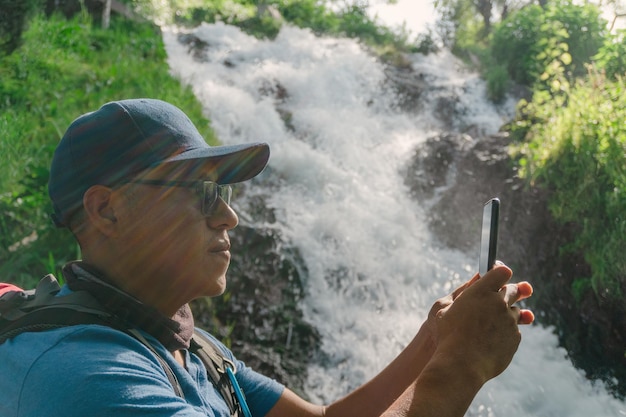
[235, 358, 286, 416]
[193, 329, 285, 416]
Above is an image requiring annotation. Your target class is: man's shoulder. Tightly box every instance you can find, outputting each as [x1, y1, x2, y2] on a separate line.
[0, 325, 185, 417]
[0, 324, 162, 381]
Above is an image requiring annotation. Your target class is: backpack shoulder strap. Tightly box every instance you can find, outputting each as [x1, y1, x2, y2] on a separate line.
[126, 328, 185, 398]
[0, 275, 113, 343]
[191, 330, 251, 417]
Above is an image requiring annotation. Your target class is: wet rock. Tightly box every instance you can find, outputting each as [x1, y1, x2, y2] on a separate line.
[192, 202, 320, 394]
[383, 63, 428, 112]
[405, 133, 473, 202]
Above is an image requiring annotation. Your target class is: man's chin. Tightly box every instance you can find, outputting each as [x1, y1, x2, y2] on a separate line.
[207, 275, 227, 297]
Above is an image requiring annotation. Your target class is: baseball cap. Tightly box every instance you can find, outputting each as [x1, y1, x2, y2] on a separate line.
[48, 98, 270, 227]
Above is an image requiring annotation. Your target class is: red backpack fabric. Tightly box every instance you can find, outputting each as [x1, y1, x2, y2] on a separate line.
[0, 283, 22, 297]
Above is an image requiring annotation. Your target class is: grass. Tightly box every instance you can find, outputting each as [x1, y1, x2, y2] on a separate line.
[0, 11, 217, 286]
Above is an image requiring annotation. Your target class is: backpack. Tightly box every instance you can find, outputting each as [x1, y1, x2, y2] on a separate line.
[0, 275, 252, 417]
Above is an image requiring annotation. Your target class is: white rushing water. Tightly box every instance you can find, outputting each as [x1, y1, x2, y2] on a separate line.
[163, 23, 626, 416]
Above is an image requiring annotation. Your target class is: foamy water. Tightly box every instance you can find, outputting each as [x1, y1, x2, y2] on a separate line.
[163, 22, 626, 416]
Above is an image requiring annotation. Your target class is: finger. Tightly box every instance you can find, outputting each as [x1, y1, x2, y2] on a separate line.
[503, 281, 534, 306]
[500, 284, 520, 306]
[472, 263, 513, 292]
[516, 282, 533, 301]
[518, 309, 535, 325]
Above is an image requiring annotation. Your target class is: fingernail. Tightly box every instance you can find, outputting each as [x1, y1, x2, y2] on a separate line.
[495, 260, 504, 266]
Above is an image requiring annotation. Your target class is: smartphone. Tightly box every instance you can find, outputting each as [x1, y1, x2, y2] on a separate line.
[479, 198, 500, 276]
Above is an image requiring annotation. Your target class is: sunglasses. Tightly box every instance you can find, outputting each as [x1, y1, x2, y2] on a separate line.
[121, 179, 232, 216]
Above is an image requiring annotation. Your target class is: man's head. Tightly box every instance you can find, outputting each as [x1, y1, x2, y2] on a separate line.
[49, 98, 269, 228]
[48, 99, 270, 313]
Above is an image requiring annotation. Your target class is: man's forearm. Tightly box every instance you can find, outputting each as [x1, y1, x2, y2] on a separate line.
[381, 350, 485, 417]
[324, 323, 437, 417]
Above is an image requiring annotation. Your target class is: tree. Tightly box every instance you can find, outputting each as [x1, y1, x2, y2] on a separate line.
[474, 0, 493, 33]
[435, 0, 529, 42]
[490, 0, 606, 87]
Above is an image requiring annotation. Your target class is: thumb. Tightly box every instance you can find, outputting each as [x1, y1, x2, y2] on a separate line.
[473, 263, 513, 292]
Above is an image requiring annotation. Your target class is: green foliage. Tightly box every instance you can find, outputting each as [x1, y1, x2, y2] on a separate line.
[335, 3, 400, 47]
[571, 277, 593, 304]
[513, 70, 626, 304]
[276, 0, 340, 34]
[490, 0, 606, 89]
[434, 0, 478, 48]
[414, 30, 440, 55]
[174, 0, 257, 27]
[174, 0, 275, 39]
[549, 0, 606, 75]
[485, 63, 510, 103]
[0, 12, 216, 286]
[0, 159, 76, 288]
[173, 0, 411, 51]
[490, 4, 546, 86]
[594, 29, 626, 79]
[440, 0, 606, 101]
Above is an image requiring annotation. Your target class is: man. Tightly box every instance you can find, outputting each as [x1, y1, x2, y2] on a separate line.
[0, 98, 534, 417]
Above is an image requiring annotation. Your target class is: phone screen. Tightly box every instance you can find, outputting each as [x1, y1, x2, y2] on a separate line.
[479, 198, 500, 276]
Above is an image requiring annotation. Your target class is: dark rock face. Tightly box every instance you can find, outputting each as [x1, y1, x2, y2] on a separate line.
[405, 132, 556, 276]
[192, 196, 320, 396]
[404, 132, 626, 398]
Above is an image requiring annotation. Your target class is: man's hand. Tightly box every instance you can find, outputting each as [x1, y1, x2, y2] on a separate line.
[422, 274, 481, 348]
[432, 263, 534, 383]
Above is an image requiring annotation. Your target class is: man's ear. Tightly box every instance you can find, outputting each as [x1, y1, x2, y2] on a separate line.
[82, 185, 120, 236]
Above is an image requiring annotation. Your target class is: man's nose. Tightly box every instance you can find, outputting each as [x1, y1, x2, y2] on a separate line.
[206, 198, 239, 230]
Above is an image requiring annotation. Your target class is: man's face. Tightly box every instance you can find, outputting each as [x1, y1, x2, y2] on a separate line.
[112, 164, 239, 314]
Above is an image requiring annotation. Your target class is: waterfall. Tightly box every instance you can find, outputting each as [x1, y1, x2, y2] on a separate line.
[163, 22, 626, 416]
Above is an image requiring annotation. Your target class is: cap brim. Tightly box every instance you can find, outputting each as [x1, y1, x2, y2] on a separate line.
[163, 142, 270, 184]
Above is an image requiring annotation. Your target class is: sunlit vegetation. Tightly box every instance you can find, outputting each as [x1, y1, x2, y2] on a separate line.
[0, 11, 215, 286]
[434, 0, 625, 307]
[513, 69, 626, 304]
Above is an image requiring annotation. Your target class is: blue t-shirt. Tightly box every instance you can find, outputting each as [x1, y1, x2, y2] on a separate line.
[0, 310, 284, 417]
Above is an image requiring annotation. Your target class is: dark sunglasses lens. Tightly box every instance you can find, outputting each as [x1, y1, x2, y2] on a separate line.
[201, 182, 218, 215]
[219, 185, 232, 205]
[201, 182, 232, 215]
